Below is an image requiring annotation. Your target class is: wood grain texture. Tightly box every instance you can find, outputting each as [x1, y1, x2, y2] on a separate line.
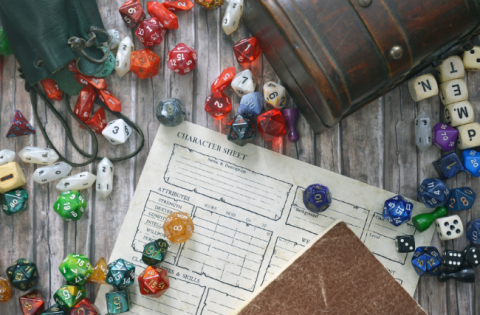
[0, 1, 477, 314]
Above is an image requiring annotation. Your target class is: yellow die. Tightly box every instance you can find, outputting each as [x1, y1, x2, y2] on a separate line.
[0, 162, 26, 194]
[463, 46, 480, 71]
[444, 101, 474, 127]
[439, 79, 468, 106]
[457, 123, 480, 150]
[407, 74, 438, 102]
[263, 82, 287, 108]
[436, 56, 465, 83]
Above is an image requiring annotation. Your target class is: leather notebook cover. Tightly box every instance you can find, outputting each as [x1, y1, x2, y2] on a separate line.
[232, 220, 426, 315]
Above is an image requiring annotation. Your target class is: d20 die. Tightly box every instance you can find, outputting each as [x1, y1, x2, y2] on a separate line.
[302, 184, 332, 213]
[238, 92, 264, 118]
[138, 266, 169, 298]
[417, 178, 450, 208]
[432, 152, 464, 179]
[440, 79, 468, 106]
[436, 215, 464, 241]
[74, 74, 108, 90]
[0, 149, 15, 166]
[462, 149, 480, 177]
[83, 108, 108, 135]
[74, 85, 96, 122]
[39, 304, 66, 315]
[167, 43, 197, 75]
[467, 218, 480, 245]
[442, 250, 463, 271]
[106, 290, 130, 314]
[20, 291, 45, 315]
[195, 0, 225, 10]
[53, 285, 85, 310]
[231, 69, 256, 97]
[436, 56, 465, 82]
[163, 212, 195, 243]
[411, 246, 442, 276]
[463, 46, 480, 71]
[156, 98, 186, 127]
[33, 162, 72, 184]
[96, 158, 114, 199]
[53, 191, 87, 221]
[142, 239, 169, 266]
[70, 298, 100, 315]
[415, 111, 432, 152]
[130, 49, 160, 79]
[408, 74, 438, 102]
[115, 37, 134, 77]
[6, 110, 35, 138]
[93, 47, 115, 78]
[135, 17, 166, 46]
[433, 123, 458, 151]
[56, 172, 97, 191]
[98, 89, 122, 112]
[0, 277, 11, 302]
[102, 119, 133, 145]
[211, 67, 236, 93]
[447, 187, 475, 212]
[59, 254, 93, 285]
[41, 78, 63, 101]
[264, 82, 287, 109]
[2, 189, 28, 216]
[444, 101, 474, 127]
[457, 122, 480, 150]
[87, 258, 108, 285]
[204, 91, 232, 120]
[6, 258, 39, 291]
[19, 147, 59, 165]
[147, 2, 179, 29]
[395, 235, 415, 253]
[222, 0, 243, 35]
[233, 37, 261, 63]
[257, 109, 287, 141]
[104, 29, 121, 49]
[119, 0, 145, 28]
[382, 195, 413, 226]
[0, 162, 26, 194]
[106, 259, 136, 289]
[464, 244, 479, 267]
[226, 115, 255, 147]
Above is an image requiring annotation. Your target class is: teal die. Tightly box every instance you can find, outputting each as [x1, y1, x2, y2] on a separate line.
[106, 259, 135, 289]
[94, 47, 116, 78]
[2, 188, 28, 215]
[106, 290, 130, 314]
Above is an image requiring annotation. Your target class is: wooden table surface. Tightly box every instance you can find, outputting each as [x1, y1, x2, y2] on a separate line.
[0, 1, 478, 314]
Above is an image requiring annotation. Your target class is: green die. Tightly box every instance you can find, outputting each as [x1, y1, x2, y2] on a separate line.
[6, 258, 39, 291]
[2, 188, 28, 215]
[106, 290, 130, 314]
[42, 304, 67, 315]
[0, 27, 12, 56]
[94, 47, 115, 78]
[106, 259, 135, 289]
[53, 191, 87, 221]
[142, 239, 169, 266]
[53, 285, 85, 310]
[59, 253, 93, 285]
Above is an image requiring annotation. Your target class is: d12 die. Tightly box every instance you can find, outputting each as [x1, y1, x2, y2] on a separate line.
[447, 187, 475, 211]
[195, 0, 224, 10]
[20, 291, 45, 315]
[463, 46, 480, 71]
[19, 147, 59, 165]
[226, 115, 255, 147]
[93, 47, 115, 78]
[0, 27, 12, 56]
[0, 162, 26, 194]
[303, 184, 332, 213]
[6, 110, 35, 138]
[442, 250, 463, 271]
[70, 298, 100, 315]
[42, 304, 66, 315]
[222, 0, 243, 35]
[464, 244, 479, 267]
[282, 108, 300, 143]
[74, 74, 108, 90]
[231, 69, 256, 97]
[104, 29, 121, 49]
[6, 258, 39, 291]
[457, 122, 480, 150]
[33, 162, 72, 184]
[436, 56, 465, 82]
[436, 215, 464, 241]
[87, 257, 108, 285]
[467, 218, 480, 245]
[417, 178, 450, 208]
[432, 152, 464, 179]
[462, 149, 480, 177]
[106, 259, 136, 289]
[142, 239, 169, 265]
[167, 43, 197, 75]
[147, 2, 179, 29]
[106, 290, 130, 314]
[59, 254, 93, 286]
[135, 17, 166, 46]
[0, 149, 15, 166]
[395, 235, 415, 253]
[433, 123, 458, 151]
[163, 0, 195, 11]
[53, 191, 87, 221]
[138, 266, 170, 298]
[238, 92, 264, 118]
[440, 79, 468, 106]
[204, 91, 232, 120]
[382, 195, 413, 226]
[211, 67, 236, 93]
[83, 108, 108, 134]
[74, 85, 96, 122]
[130, 49, 160, 79]
[233, 37, 261, 63]
[41, 79, 63, 101]
[115, 37, 134, 77]
[264, 82, 287, 109]
[257, 108, 287, 141]
[156, 98, 186, 127]
[96, 158, 114, 199]
[53, 285, 85, 310]
[163, 212, 195, 243]
[411, 246, 442, 276]
[437, 266, 475, 283]
[412, 206, 447, 232]
[98, 89, 122, 112]
[56, 172, 97, 191]
[2, 189, 28, 216]
[102, 119, 133, 145]
[0, 277, 11, 302]
[444, 101, 474, 127]
[408, 74, 438, 102]
[119, 0, 145, 28]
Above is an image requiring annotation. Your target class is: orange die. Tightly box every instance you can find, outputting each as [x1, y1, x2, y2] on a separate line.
[162, 0, 194, 11]
[87, 257, 108, 284]
[67, 60, 80, 73]
[70, 298, 100, 315]
[211, 67, 236, 93]
[205, 90, 232, 120]
[147, 2, 179, 30]
[138, 266, 169, 298]
[0, 277, 11, 302]
[163, 212, 194, 243]
[20, 291, 45, 315]
[82, 108, 108, 134]
[74, 73, 108, 90]
[41, 79, 63, 101]
[131, 49, 160, 79]
[74, 85, 96, 122]
[98, 89, 122, 112]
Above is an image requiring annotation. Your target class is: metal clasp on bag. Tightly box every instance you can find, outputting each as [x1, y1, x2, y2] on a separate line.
[67, 26, 111, 65]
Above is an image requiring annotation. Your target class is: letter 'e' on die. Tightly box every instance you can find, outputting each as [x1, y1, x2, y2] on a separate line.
[440, 79, 468, 106]
[408, 74, 438, 102]
[463, 46, 480, 71]
[436, 56, 465, 82]
[457, 122, 480, 150]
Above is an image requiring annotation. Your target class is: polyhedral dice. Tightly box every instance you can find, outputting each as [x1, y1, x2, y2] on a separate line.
[167, 43, 197, 75]
[87, 257, 108, 285]
[437, 266, 475, 283]
[156, 98, 186, 127]
[204, 91, 232, 120]
[0, 277, 11, 302]
[163, 212, 195, 243]
[432, 123, 458, 152]
[115, 37, 134, 77]
[41, 79, 63, 101]
[264, 82, 287, 109]
[382, 195, 413, 226]
[257, 108, 287, 141]
[20, 291, 45, 315]
[6, 110, 35, 138]
[6, 258, 39, 291]
[447, 187, 475, 212]
[457, 122, 480, 150]
[96, 158, 114, 198]
[104, 29, 121, 49]
[233, 37, 261, 64]
[59, 254, 93, 285]
[70, 298, 100, 315]
[439, 79, 468, 106]
[433, 153, 464, 179]
[106, 290, 130, 314]
[74, 74, 108, 90]
[226, 115, 255, 147]
[93, 47, 115, 78]
[282, 108, 299, 142]
[147, 2, 179, 29]
[442, 250, 464, 271]
[417, 178, 450, 208]
[467, 218, 480, 245]
[142, 239, 169, 266]
[395, 235, 415, 253]
[211, 67, 236, 93]
[195, 0, 224, 10]
[163, 0, 195, 11]
[74, 85, 96, 122]
[412, 206, 447, 232]
[0, 27, 12, 56]
[411, 246, 442, 276]
[53, 191, 87, 221]
[303, 184, 332, 213]
[33, 162, 72, 185]
[231, 69, 256, 97]
[135, 17, 166, 46]
[436, 56, 465, 82]
[67, 60, 80, 73]
[238, 92, 264, 118]
[2, 189, 28, 216]
[462, 149, 480, 177]
[56, 172, 97, 191]
[436, 215, 464, 241]
[222, 0, 243, 35]
[138, 266, 170, 298]
[98, 89, 122, 112]
[53, 285, 85, 310]
[407, 74, 438, 102]
[19, 147, 59, 165]
[102, 119, 133, 145]
[0, 149, 15, 166]
[119, 0, 145, 28]
[464, 244, 479, 267]
[130, 49, 160, 79]
[41, 304, 66, 315]
[106, 259, 136, 289]
[463, 46, 480, 71]
[83, 108, 108, 134]
[0, 162, 27, 194]
[444, 101, 474, 127]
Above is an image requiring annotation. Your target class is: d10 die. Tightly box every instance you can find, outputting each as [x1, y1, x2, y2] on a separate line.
[167, 43, 197, 75]
[233, 37, 261, 63]
[74, 85, 96, 122]
[283, 108, 300, 142]
[5, 110, 35, 138]
[98, 89, 122, 112]
[462, 149, 480, 177]
[147, 2, 179, 29]
[83, 108, 108, 134]
[395, 235, 415, 253]
[257, 109, 287, 141]
[0, 149, 15, 166]
[408, 74, 438, 102]
[2, 189, 28, 216]
[156, 98, 186, 127]
[74, 74, 108, 90]
[6, 258, 39, 291]
[222, 0, 243, 35]
[102, 119, 133, 145]
[163, 212, 195, 243]
[104, 29, 121, 49]
[130, 49, 160, 79]
[19, 147, 59, 165]
[464, 244, 479, 267]
[439, 79, 468, 106]
[436, 215, 464, 241]
[135, 17, 166, 46]
[463, 46, 480, 71]
[231, 69, 256, 97]
[433, 123, 458, 151]
[411, 246, 442, 276]
[211, 67, 236, 93]
[264, 82, 287, 109]
[119, 0, 145, 28]
[56, 172, 97, 191]
[467, 218, 480, 245]
[238, 92, 264, 118]
[106, 259, 136, 289]
[106, 290, 130, 314]
[53, 285, 85, 310]
[138, 266, 170, 298]
[457, 122, 480, 150]
[87, 257, 108, 285]
[195, 0, 224, 10]
[432, 152, 464, 179]
[53, 191, 87, 221]
[436, 56, 465, 82]
[204, 91, 232, 120]
[59, 254, 93, 285]
[115, 37, 134, 77]
[417, 178, 450, 208]
[447, 187, 475, 211]
[442, 250, 463, 271]
[412, 206, 447, 232]
[444, 101, 474, 127]
[0, 277, 11, 302]
[0, 162, 26, 194]
[226, 115, 255, 147]
[96, 158, 114, 199]
[303, 184, 332, 213]
[382, 195, 413, 226]
[42, 304, 66, 315]
[20, 291, 45, 315]
[33, 162, 72, 184]
[41, 78, 63, 101]
[415, 112, 432, 151]
[142, 239, 169, 266]
[70, 298, 100, 315]
[93, 47, 115, 78]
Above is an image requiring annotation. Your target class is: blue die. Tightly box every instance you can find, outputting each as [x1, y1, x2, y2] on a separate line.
[303, 184, 332, 213]
[432, 152, 464, 179]
[446, 187, 476, 211]
[463, 149, 480, 177]
[238, 92, 264, 118]
[417, 178, 450, 208]
[466, 218, 480, 245]
[382, 195, 413, 226]
[412, 246, 442, 276]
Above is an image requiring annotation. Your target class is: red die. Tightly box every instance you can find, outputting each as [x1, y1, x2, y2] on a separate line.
[211, 67, 236, 93]
[131, 49, 161, 79]
[74, 85, 96, 122]
[205, 90, 232, 120]
[167, 43, 197, 76]
[20, 291, 45, 315]
[74, 73, 108, 90]
[98, 89, 122, 112]
[135, 17, 167, 47]
[41, 78, 63, 101]
[70, 298, 100, 315]
[82, 108, 107, 134]
[257, 108, 287, 141]
[67, 60, 80, 73]
[6, 110, 35, 138]
[119, 0, 146, 28]
[162, 0, 195, 11]
[233, 37, 262, 64]
[138, 266, 170, 298]
[147, 2, 179, 30]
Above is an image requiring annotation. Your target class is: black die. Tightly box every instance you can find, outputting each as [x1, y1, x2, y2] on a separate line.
[464, 245, 480, 267]
[442, 250, 463, 271]
[395, 235, 415, 253]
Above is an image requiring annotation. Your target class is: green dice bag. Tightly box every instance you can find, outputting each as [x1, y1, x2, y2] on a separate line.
[0, 0, 144, 167]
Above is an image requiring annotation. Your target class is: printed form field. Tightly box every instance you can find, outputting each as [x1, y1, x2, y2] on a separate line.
[177, 207, 273, 292]
[164, 144, 293, 221]
[262, 237, 304, 286]
[200, 289, 244, 315]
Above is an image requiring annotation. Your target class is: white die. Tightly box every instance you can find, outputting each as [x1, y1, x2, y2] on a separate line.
[462, 46, 480, 71]
[264, 81, 287, 109]
[435, 215, 464, 241]
[457, 122, 480, 150]
[436, 56, 465, 82]
[102, 119, 132, 145]
[439, 79, 468, 106]
[56, 172, 97, 191]
[231, 69, 256, 97]
[222, 0, 243, 35]
[115, 37, 134, 77]
[33, 162, 72, 184]
[415, 112, 432, 152]
[19, 147, 59, 165]
[104, 29, 121, 49]
[0, 149, 15, 166]
[444, 101, 474, 127]
[96, 158, 114, 198]
[407, 74, 438, 102]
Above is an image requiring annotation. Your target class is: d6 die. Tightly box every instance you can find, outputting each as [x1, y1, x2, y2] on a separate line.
[130, 49, 160, 79]
[53, 191, 87, 221]
[442, 250, 463, 271]
[19, 147, 59, 165]
[204, 91, 232, 120]
[408, 74, 438, 102]
[231, 69, 256, 97]
[417, 178, 450, 208]
[440, 79, 468, 106]
[463, 46, 480, 71]
[56, 172, 97, 191]
[2, 188, 28, 216]
[238, 92, 264, 118]
[0, 162, 26, 194]
[20, 291, 45, 315]
[257, 108, 287, 141]
[447, 187, 475, 211]
[411, 246, 442, 276]
[457, 122, 480, 150]
[96, 158, 114, 199]
[167, 43, 197, 75]
[303, 184, 332, 213]
[6, 258, 39, 291]
[233, 37, 261, 64]
[264, 82, 287, 109]
[382, 195, 413, 226]
[135, 17, 166, 46]
[53, 285, 85, 310]
[33, 162, 72, 184]
[163, 212, 195, 243]
[102, 119, 132, 145]
[226, 115, 256, 147]
[436, 56, 465, 82]
[432, 152, 464, 179]
[138, 266, 170, 298]
[466, 218, 480, 245]
[395, 235, 415, 253]
[106, 290, 130, 314]
[142, 239, 169, 266]
[464, 244, 479, 267]
[115, 37, 134, 77]
[59, 254, 93, 285]
[433, 123, 458, 152]
[435, 215, 464, 241]
[156, 98, 186, 127]
[119, 0, 145, 28]
[222, 0, 243, 35]
[444, 101, 474, 127]
[462, 149, 480, 177]
[106, 259, 135, 289]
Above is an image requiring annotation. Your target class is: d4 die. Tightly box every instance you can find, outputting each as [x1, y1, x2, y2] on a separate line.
[435, 215, 464, 241]
[102, 119, 132, 145]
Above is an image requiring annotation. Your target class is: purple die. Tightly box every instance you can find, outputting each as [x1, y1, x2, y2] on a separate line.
[433, 123, 458, 151]
[282, 108, 299, 142]
[303, 184, 332, 213]
[382, 195, 413, 226]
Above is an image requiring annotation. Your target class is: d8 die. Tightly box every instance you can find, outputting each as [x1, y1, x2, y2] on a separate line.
[106, 259, 135, 289]
[264, 82, 287, 109]
[408, 74, 438, 102]
[447, 187, 475, 212]
[106, 290, 130, 314]
[6, 258, 39, 291]
[211, 67, 236, 92]
[87, 257, 108, 285]
[167, 43, 197, 75]
[53, 285, 85, 310]
[444, 101, 474, 127]
[436, 215, 464, 241]
[0, 162, 26, 194]
[102, 119, 132, 145]
[147, 2, 178, 29]
[156, 98, 186, 127]
[238, 92, 264, 118]
[19, 147, 59, 165]
[433, 123, 458, 152]
[231, 69, 256, 97]
[412, 206, 447, 232]
[20, 291, 45, 315]
[195, 0, 225, 10]
[382, 195, 413, 226]
[70, 298, 100, 315]
[463, 46, 480, 71]
[464, 244, 479, 267]
[0, 149, 15, 166]
[53, 191, 87, 221]
[96, 158, 114, 199]
[42, 304, 66, 315]
[163, 212, 195, 243]
[412, 246, 442, 276]
[130, 49, 160, 79]
[135, 17, 167, 47]
[257, 108, 287, 141]
[442, 250, 463, 271]
[138, 266, 170, 298]
[119, 0, 145, 28]
[222, 0, 243, 35]
[440, 79, 468, 106]
[417, 178, 450, 208]
[142, 239, 169, 266]
[93, 47, 115, 78]
[0, 277, 11, 302]
[204, 91, 232, 120]
[33, 162, 72, 184]
[395, 235, 415, 253]
[467, 218, 480, 245]
[462, 149, 480, 177]
[233, 37, 261, 64]
[41, 79, 63, 102]
[303, 184, 332, 213]
[226, 115, 256, 147]
[104, 29, 120, 49]
[2, 189, 28, 216]
[432, 152, 464, 179]
[56, 172, 97, 191]
[457, 122, 480, 150]
[115, 37, 134, 77]
[59, 254, 93, 285]
[436, 56, 465, 82]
